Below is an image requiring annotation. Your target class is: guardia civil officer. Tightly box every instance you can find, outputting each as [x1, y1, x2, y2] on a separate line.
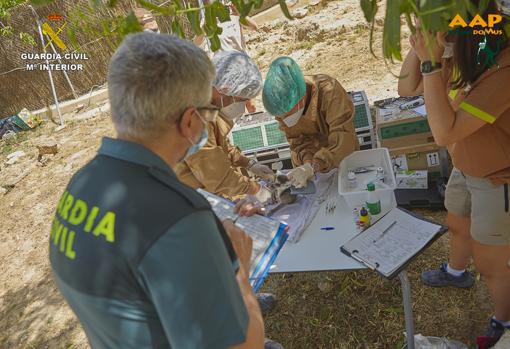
[49, 32, 266, 349]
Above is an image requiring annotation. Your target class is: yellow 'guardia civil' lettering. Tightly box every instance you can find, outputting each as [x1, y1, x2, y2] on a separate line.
[56, 191, 116, 243]
[50, 217, 76, 260]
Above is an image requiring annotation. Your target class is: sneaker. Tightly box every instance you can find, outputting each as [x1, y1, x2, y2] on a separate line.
[264, 338, 284, 349]
[486, 317, 508, 339]
[478, 318, 509, 348]
[257, 293, 276, 315]
[420, 263, 475, 288]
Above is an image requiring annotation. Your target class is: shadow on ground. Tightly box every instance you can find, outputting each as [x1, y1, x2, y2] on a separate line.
[0, 268, 81, 349]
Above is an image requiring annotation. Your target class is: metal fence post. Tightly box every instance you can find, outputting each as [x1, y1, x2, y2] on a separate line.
[29, 5, 64, 126]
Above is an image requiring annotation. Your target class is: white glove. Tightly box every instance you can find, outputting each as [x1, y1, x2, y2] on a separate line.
[248, 162, 274, 181]
[250, 182, 274, 205]
[288, 163, 314, 188]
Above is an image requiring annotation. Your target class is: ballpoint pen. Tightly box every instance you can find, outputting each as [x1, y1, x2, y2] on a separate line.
[373, 220, 397, 243]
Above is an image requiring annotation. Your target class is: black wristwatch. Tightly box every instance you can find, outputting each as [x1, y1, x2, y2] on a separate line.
[420, 61, 442, 74]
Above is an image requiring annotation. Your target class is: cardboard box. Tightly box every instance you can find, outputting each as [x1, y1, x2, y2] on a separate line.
[375, 97, 434, 148]
[389, 142, 442, 175]
[395, 170, 428, 189]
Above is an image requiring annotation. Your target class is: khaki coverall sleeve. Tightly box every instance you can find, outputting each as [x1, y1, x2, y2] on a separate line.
[183, 123, 255, 198]
[287, 135, 315, 165]
[313, 81, 357, 171]
[225, 140, 251, 168]
[275, 119, 315, 166]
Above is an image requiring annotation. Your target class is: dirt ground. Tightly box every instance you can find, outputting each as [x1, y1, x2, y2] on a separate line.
[0, 1, 495, 348]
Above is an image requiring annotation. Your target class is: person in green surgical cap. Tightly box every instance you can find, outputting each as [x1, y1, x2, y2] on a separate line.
[262, 56, 359, 188]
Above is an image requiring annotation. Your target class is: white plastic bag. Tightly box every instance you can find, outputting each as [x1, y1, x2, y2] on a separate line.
[412, 334, 468, 349]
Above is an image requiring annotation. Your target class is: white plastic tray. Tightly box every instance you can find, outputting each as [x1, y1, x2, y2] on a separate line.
[338, 148, 396, 209]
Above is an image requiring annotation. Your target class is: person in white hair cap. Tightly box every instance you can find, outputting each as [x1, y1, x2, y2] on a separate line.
[176, 50, 274, 204]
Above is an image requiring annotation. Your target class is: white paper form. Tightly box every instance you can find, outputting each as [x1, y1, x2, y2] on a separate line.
[412, 104, 427, 116]
[342, 207, 443, 277]
[197, 189, 282, 276]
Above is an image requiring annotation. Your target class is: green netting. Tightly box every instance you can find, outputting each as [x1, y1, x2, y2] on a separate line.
[265, 122, 287, 146]
[232, 126, 264, 151]
[353, 104, 370, 129]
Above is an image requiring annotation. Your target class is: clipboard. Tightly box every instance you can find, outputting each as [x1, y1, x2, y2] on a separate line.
[197, 189, 289, 291]
[340, 206, 447, 279]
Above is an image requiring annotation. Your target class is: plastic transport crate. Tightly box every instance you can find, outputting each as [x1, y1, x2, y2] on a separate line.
[338, 148, 396, 209]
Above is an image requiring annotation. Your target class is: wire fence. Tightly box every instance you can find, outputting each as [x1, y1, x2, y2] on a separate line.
[0, 0, 196, 119]
[0, 0, 278, 119]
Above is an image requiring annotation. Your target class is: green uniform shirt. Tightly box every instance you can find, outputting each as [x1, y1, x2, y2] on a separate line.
[50, 137, 248, 349]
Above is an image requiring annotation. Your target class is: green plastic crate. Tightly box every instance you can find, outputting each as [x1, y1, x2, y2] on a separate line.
[379, 120, 431, 139]
[353, 104, 370, 129]
[232, 126, 264, 151]
[265, 123, 287, 146]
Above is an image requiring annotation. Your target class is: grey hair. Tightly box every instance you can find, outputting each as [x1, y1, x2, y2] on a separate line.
[107, 32, 215, 137]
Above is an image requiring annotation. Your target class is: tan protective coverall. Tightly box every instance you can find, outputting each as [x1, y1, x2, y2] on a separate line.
[276, 74, 359, 172]
[175, 115, 256, 200]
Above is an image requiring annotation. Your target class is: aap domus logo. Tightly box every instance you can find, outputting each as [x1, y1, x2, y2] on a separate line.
[448, 13, 506, 69]
[448, 13, 504, 35]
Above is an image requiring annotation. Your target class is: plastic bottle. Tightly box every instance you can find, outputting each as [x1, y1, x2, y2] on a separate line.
[366, 182, 381, 215]
[359, 207, 371, 229]
[376, 167, 385, 184]
[348, 171, 357, 189]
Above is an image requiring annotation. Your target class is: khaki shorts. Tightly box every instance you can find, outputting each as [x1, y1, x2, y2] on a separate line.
[445, 168, 510, 245]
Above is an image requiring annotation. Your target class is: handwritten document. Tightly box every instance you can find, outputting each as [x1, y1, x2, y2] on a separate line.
[341, 207, 444, 278]
[197, 189, 282, 276]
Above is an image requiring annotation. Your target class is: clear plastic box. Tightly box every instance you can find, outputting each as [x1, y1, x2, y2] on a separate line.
[338, 148, 396, 209]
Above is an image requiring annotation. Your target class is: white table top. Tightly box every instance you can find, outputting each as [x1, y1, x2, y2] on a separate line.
[270, 189, 396, 274]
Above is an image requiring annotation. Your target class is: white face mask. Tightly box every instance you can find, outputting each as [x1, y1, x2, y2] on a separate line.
[281, 101, 304, 127]
[442, 42, 454, 59]
[220, 97, 246, 120]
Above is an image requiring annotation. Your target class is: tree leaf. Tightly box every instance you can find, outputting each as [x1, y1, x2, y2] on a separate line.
[231, 0, 245, 16]
[478, 0, 490, 15]
[172, 0, 182, 11]
[383, 0, 401, 62]
[138, 0, 174, 16]
[203, 3, 218, 36]
[278, 0, 293, 20]
[107, 0, 118, 7]
[213, 1, 230, 22]
[209, 33, 220, 51]
[418, 0, 453, 32]
[66, 26, 79, 49]
[465, 0, 478, 17]
[186, 9, 203, 35]
[360, 0, 377, 22]
[240, 1, 253, 16]
[118, 11, 143, 37]
[253, 0, 263, 9]
[171, 18, 185, 38]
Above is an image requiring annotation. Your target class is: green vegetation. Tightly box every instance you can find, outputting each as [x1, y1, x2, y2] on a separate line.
[0, 0, 501, 59]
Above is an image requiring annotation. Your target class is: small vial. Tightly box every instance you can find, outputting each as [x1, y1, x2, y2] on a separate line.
[348, 171, 357, 189]
[352, 207, 359, 225]
[359, 206, 371, 229]
[376, 167, 385, 184]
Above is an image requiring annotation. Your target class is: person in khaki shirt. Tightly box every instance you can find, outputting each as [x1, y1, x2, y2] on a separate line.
[176, 50, 274, 202]
[261, 57, 359, 188]
[399, 1, 510, 342]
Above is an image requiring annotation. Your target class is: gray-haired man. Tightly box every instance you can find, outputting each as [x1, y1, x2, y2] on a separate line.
[49, 32, 265, 348]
